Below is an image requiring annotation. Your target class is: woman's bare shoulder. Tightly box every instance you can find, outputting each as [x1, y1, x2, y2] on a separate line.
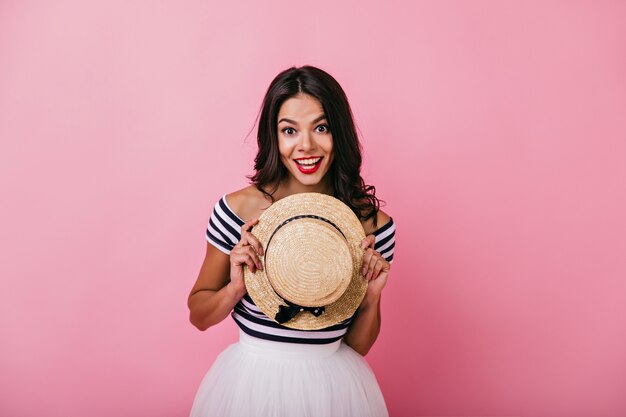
[361, 208, 391, 236]
[224, 185, 272, 222]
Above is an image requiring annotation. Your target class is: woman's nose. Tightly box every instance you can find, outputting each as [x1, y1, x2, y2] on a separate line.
[298, 131, 314, 151]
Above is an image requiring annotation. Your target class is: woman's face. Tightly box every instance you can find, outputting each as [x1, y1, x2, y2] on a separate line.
[277, 93, 334, 190]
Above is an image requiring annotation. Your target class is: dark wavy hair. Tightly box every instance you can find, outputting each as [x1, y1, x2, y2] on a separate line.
[247, 65, 382, 227]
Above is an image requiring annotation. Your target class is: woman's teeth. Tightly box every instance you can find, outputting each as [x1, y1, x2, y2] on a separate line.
[295, 157, 321, 168]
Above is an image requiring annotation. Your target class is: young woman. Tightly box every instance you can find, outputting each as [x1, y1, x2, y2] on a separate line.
[188, 65, 397, 417]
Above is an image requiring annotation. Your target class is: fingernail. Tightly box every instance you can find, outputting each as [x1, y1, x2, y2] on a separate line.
[362, 267, 367, 276]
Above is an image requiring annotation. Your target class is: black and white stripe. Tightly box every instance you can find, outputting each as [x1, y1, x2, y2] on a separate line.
[205, 194, 397, 344]
[371, 215, 396, 264]
[205, 196, 245, 255]
[232, 294, 352, 344]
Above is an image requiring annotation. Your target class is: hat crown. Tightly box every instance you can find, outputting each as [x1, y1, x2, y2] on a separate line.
[266, 218, 353, 307]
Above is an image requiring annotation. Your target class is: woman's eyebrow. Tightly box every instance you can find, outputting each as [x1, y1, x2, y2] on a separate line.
[278, 114, 327, 125]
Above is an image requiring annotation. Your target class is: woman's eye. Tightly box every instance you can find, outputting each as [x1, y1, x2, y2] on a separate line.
[316, 124, 330, 133]
[282, 127, 296, 135]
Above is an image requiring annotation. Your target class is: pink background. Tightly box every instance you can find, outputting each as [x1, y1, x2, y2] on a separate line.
[1, 1, 625, 416]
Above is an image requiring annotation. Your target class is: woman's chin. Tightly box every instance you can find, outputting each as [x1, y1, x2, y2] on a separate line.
[287, 172, 331, 190]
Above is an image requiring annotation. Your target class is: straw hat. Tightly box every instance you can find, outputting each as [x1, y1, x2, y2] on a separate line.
[244, 192, 367, 330]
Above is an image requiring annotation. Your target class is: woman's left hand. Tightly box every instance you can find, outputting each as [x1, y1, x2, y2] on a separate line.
[360, 235, 391, 299]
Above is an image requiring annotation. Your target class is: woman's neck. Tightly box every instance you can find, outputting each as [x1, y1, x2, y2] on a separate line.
[272, 176, 335, 200]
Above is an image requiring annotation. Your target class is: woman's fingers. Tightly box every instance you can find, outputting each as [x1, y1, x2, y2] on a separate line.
[368, 250, 379, 280]
[366, 252, 379, 280]
[361, 234, 376, 277]
[243, 245, 263, 270]
[361, 234, 376, 250]
[362, 248, 376, 277]
[231, 250, 262, 273]
[362, 247, 388, 281]
[243, 234, 264, 257]
[232, 218, 264, 273]
[234, 247, 263, 270]
[241, 218, 259, 232]
[240, 218, 264, 256]
[367, 258, 385, 281]
[245, 255, 258, 273]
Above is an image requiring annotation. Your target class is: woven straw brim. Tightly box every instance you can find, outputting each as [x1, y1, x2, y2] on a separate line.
[244, 193, 367, 330]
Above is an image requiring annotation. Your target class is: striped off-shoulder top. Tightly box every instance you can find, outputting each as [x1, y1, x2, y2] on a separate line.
[206, 194, 396, 344]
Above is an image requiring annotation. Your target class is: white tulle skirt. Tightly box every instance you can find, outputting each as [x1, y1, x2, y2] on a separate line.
[190, 330, 389, 417]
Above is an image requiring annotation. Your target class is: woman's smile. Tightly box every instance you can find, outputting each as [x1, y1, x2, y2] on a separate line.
[294, 156, 324, 173]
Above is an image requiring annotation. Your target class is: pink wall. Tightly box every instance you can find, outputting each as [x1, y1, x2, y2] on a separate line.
[1, 1, 625, 416]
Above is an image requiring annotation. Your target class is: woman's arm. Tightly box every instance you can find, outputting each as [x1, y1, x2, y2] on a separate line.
[343, 211, 393, 355]
[343, 289, 384, 356]
[343, 239, 390, 355]
[187, 243, 244, 331]
[188, 218, 263, 331]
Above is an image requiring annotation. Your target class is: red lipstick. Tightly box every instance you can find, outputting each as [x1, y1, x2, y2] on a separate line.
[294, 157, 323, 175]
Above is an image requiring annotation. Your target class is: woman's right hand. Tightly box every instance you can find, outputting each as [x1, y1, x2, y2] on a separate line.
[228, 218, 264, 298]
